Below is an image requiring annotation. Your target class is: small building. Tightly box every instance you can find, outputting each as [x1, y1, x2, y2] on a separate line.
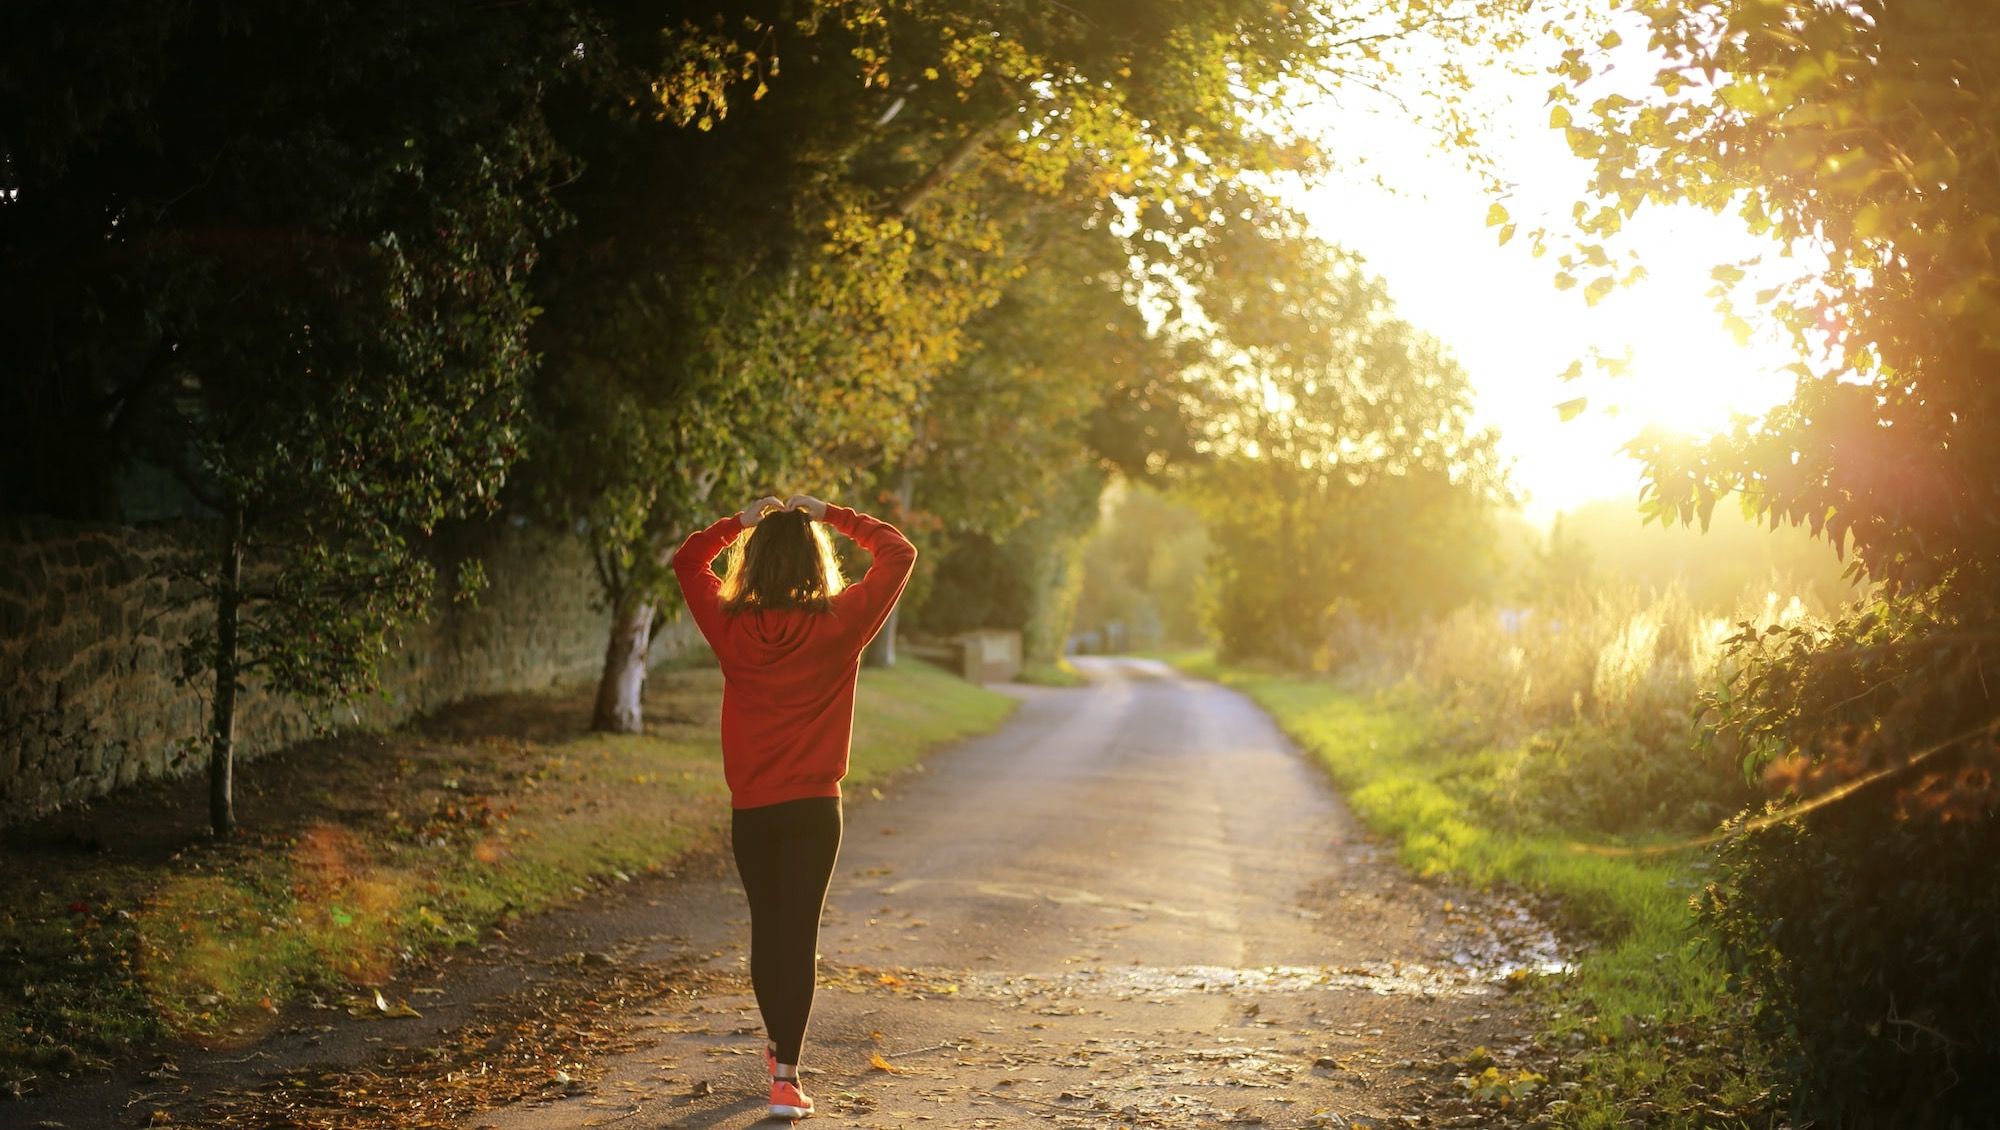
[958, 629, 1022, 684]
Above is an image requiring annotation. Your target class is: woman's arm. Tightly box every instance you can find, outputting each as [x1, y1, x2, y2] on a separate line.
[794, 496, 916, 651]
[671, 496, 781, 646]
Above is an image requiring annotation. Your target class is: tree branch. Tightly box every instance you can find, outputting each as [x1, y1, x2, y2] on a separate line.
[593, 543, 624, 606]
[890, 117, 1007, 219]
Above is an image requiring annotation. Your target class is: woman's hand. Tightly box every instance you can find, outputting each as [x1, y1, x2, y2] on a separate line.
[737, 496, 786, 527]
[784, 494, 829, 521]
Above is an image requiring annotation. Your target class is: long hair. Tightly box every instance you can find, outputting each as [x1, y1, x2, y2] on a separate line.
[719, 507, 846, 614]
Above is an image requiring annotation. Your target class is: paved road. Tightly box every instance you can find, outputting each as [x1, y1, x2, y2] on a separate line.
[468, 657, 1547, 1130]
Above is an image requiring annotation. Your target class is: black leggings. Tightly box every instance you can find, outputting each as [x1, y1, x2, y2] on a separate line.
[730, 796, 843, 1066]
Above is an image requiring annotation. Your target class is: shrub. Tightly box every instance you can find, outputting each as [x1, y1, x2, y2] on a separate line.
[1375, 581, 1785, 837]
[1699, 797, 2000, 1127]
[1479, 723, 1747, 838]
[1695, 589, 2000, 1126]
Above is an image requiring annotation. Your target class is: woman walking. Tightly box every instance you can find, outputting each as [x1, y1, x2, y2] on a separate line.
[672, 493, 917, 1120]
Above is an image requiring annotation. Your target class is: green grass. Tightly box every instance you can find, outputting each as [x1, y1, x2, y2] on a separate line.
[1014, 658, 1089, 687]
[0, 658, 1014, 1090]
[1166, 653, 1778, 1129]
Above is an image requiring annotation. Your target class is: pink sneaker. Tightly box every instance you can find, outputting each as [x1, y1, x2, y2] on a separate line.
[769, 1077, 814, 1120]
[764, 1043, 778, 1080]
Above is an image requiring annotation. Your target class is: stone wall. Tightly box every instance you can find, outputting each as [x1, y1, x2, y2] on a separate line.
[0, 516, 700, 823]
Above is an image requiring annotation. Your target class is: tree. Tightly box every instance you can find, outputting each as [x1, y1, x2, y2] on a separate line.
[1555, 2, 2000, 1118]
[913, 466, 1107, 660]
[1174, 226, 1505, 666]
[890, 212, 1184, 661]
[1073, 481, 1214, 651]
[522, 3, 1024, 729]
[0, 3, 567, 835]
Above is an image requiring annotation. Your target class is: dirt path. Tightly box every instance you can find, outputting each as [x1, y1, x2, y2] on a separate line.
[15, 657, 1559, 1129]
[464, 657, 1555, 1129]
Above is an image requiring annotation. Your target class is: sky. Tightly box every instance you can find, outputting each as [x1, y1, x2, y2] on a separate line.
[1289, 32, 1804, 525]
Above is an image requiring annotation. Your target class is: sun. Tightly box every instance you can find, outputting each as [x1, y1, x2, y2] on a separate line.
[1575, 211, 1801, 442]
[1485, 212, 1802, 519]
[1288, 88, 1804, 521]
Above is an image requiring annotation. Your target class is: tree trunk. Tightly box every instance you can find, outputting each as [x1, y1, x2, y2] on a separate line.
[587, 475, 720, 733]
[591, 596, 655, 733]
[208, 505, 244, 838]
[864, 603, 899, 668]
[863, 464, 917, 669]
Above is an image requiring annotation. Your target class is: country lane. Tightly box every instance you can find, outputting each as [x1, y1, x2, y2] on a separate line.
[464, 656, 1557, 1130]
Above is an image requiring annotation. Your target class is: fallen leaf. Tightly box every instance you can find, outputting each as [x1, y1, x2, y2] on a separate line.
[870, 1052, 905, 1074]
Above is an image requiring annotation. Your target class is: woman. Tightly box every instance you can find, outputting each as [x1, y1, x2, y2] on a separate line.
[672, 492, 917, 1120]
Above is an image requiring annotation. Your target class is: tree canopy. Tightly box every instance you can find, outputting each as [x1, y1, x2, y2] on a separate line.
[0, 0, 1540, 806]
[1181, 230, 1505, 665]
[517, 0, 1537, 725]
[0, 1, 571, 835]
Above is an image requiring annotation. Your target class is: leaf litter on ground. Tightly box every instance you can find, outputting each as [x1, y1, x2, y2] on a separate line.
[175, 955, 738, 1129]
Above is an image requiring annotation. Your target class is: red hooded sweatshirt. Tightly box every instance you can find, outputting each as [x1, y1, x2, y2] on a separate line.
[672, 505, 917, 809]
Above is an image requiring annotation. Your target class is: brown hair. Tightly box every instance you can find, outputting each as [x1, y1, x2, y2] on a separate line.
[719, 507, 847, 614]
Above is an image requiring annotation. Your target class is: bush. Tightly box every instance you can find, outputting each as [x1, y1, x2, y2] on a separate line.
[1694, 589, 2000, 1127]
[1699, 797, 2000, 1127]
[1476, 723, 1747, 838]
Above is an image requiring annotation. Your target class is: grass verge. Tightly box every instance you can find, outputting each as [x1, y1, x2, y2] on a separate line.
[0, 658, 1013, 1094]
[1014, 658, 1089, 687]
[1161, 650, 1778, 1129]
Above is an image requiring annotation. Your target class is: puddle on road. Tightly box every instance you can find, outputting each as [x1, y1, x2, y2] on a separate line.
[964, 959, 1504, 1001]
[1438, 888, 1574, 982]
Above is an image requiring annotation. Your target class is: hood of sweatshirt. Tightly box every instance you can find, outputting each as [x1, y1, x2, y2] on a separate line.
[724, 607, 827, 667]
